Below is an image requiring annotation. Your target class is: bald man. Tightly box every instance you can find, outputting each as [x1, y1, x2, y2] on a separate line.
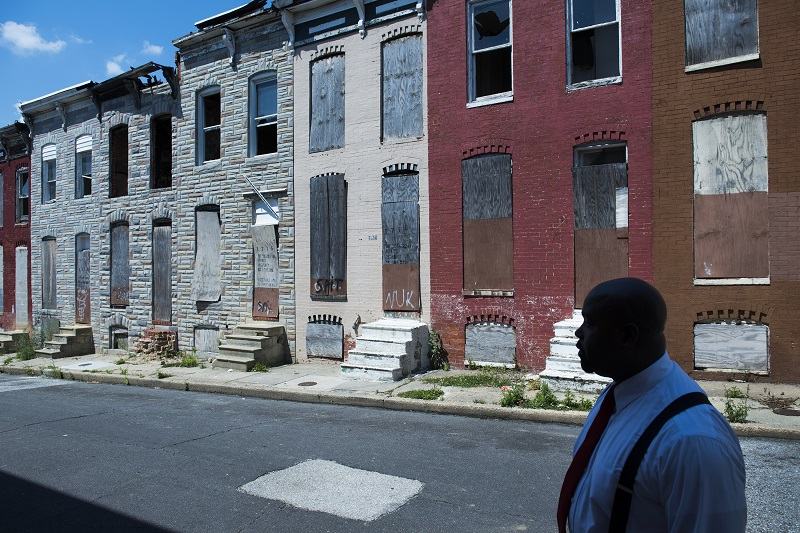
[557, 278, 746, 533]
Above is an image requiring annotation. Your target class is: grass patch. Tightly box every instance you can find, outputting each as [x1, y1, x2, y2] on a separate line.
[3, 356, 14, 365]
[249, 362, 269, 373]
[423, 369, 514, 388]
[397, 389, 444, 401]
[178, 353, 199, 368]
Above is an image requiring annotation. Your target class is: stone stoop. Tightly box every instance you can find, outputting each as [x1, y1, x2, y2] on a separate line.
[36, 325, 95, 359]
[538, 310, 611, 393]
[213, 322, 287, 372]
[0, 331, 29, 353]
[341, 318, 430, 381]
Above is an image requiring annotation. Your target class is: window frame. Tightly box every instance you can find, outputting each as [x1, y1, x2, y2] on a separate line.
[566, 0, 622, 89]
[15, 166, 29, 223]
[467, 0, 514, 106]
[197, 87, 222, 164]
[248, 72, 278, 158]
[75, 134, 92, 199]
[41, 144, 57, 203]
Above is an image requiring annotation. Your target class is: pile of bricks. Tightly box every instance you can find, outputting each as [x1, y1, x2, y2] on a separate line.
[133, 328, 177, 360]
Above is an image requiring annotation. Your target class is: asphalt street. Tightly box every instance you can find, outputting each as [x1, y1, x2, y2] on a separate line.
[0, 375, 797, 532]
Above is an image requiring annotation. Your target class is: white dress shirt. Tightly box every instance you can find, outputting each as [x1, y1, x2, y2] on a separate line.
[568, 353, 746, 533]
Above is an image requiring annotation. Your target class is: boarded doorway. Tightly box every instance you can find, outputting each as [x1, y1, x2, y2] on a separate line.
[252, 198, 280, 320]
[75, 233, 91, 324]
[152, 219, 172, 324]
[382, 172, 420, 311]
[15, 246, 29, 328]
[573, 144, 628, 307]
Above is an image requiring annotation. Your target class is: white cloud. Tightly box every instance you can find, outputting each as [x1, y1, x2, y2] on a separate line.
[0, 21, 66, 55]
[141, 40, 163, 56]
[70, 34, 92, 45]
[106, 54, 127, 76]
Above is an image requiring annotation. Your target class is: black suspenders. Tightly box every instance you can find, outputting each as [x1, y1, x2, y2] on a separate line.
[608, 392, 712, 533]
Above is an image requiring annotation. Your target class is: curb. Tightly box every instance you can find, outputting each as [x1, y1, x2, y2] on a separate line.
[2, 365, 799, 440]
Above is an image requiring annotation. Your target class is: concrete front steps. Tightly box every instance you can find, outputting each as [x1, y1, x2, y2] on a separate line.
[36, 325, 95, 359]
[213, 322, 287, 372]
[538, 310, 611, 393]
[0, 330, 28, 353]
[341, 318, 430, 381]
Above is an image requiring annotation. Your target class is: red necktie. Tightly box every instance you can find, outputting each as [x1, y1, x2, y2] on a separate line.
[556, 386, 616, 533]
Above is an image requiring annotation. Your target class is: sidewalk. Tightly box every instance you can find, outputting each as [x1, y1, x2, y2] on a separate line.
[2, 353, 799, 440]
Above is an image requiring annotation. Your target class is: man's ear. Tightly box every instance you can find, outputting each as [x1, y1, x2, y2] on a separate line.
[620, 322, 639, 346]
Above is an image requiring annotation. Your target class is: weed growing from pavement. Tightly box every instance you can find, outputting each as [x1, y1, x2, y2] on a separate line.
[397, 388, 444, 400]
[45, 364, 63, 379]
[759, 388, 798, 410]
[423, 368, 515, 388]
[500, 382, 595, 411]
[473, 399, 486, 404]
[428, 329, 449, 370]
[249, 362, 269, 372]
[157, 371, 172, 379]
[725, 387, 747, 399]
[3, 356, 13, 365]
[161, 351, 199, 368]
[14, 334, 36, 361]
[724, 385, 750, 423]
[115, 358, 127, 365]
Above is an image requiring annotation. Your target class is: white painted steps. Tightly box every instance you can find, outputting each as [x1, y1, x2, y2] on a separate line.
[341, 318, 430, 381]
[538, 310, 611, 393]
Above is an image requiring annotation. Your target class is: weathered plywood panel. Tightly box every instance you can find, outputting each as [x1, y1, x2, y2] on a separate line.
[192, 209, 221, 302]
[0, 245, 4, 309]
[463, 218, 513, 291]
[253, 287, 279, 319]
[110, 224, 130, 306]
[462, 154, 512, 220]
[573, 163, 627, 229]
[310, 54, 345, 153]
[75, 234, 90, 324]
[253, 224, 279, 287]
[310, 175, 330, 281]
[685, 0, 759, 66]
[382, 174, 419, 204]
[694, 322, 768, 372]
[574, 228, 629, 308]
[693, 114, 767, 195]
[42, 238, 57, 310]
[194, 327, 219, 357]
[382, 34, 423, 140]
[310, 174, 346, 300]
[694, 192, 769, 278]
[615, 186, 628, 229]
[15, 246, 28, 328]
[382, 201, 420, 265]
[465, 323, 516, 366]
[306, 323, 343, 359]
[152, 223, 172, 323]
[383, 264, 421, 311]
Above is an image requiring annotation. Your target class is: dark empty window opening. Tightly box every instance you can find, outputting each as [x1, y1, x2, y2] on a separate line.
[469, 0, 512, 101]
[198, 89, 221, 163]
[16, 167, 29, 222]
[250, 74, 278, 157]
[109, 125, 128, 198]
[110, 326, 129, 350]
[151, 115, 172, 188]
[569, 0, 620, 84]
[574, 144, 626, 166]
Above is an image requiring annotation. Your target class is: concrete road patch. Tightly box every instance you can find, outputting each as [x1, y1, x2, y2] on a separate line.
[238, 459, 423, 521]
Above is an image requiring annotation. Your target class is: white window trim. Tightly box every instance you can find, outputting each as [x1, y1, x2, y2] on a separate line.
[467, 0, 514, 104]
[565, 0, 622, 88]
[197, 87, 221, 165]
[684, 52, 760, 73]
[693, 277, 770, 286]
[248, 72, 278, 158]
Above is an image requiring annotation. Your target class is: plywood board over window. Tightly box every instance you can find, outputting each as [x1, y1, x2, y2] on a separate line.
[194, 326, 220, 357]
[382, 173, 420, 311]
[252, 223, 280, 319]
[382, 34, 423, 140]
[693, 114, 768, 279]
[152, 220, 172, 324]
[42, 237, 57, 309]
[685, 0, 759, 67]
[0, 245, 4, 308]
[110, 223, 130, 306]
[15, 246, 28, 328]
[192, 207, 222, 302]
[465, 322, 516, 366]
[462, 154, 513, 291]
[310, 54, 345, 153]
[310, 174, 346, 300]
[75, 233, 91, 324]
[694, 322, 768, 373]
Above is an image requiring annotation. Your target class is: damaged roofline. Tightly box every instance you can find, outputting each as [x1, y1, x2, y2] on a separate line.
[194, 0, 268, 29]
[174, 1, 278, 48]
[18, 80, 96, 114]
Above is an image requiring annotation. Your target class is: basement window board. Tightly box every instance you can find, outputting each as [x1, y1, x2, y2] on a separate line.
[684, 53, 760, 73]
[693, 277, 770, 286]
[567, 75, 622, 92]
[694, 367, 769, 376]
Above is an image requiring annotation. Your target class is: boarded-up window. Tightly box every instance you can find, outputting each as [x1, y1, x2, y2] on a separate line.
[15, 246, 29, 328]
[75, 233, 91, 324]
[151, 115, 172, 188]
[252, 220, 280, 320]
[75, 134, 92, 198]
[310, 174, 346, 300]
[16, 167, 29, 222]
[694, 322, 768, 373]
[0, 245, 4, 307]
[194, 326, 219, 357]
[306, 315, 343, 359]
[382, 35, 423, 140]
[192, 206, 222, 302]
[310, 54, 345, 153]
[462, 154, 513, 291]
[568, 0, 620, 84]
[42, 237, 57, 309]
[685, 0, 759, 67]
[465, 321, 516, 366]
[41, 144, 56, 202]
[110, 222, 129, 307]
[693, 114, 768, 279]
[0, 173, 4, 226]
[152, 220, 172, 323]
[382, 173, 420, 311]
[109, 125, 128, 198]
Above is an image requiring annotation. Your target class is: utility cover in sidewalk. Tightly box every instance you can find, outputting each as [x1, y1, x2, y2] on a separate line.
[238, 459, 423, 521]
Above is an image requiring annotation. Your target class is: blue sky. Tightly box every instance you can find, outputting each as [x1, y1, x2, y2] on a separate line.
[0, 1, 269, 125]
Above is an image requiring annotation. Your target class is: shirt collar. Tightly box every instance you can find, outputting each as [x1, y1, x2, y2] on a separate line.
[612, 352, 671, 412]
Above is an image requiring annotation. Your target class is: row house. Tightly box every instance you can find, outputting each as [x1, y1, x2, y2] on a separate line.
[277, 0, 432, 378]
[18, 1, 295, 366]
[652, 0, 800, 382]
[427, 0, 652, 383]
[0, 121, 31, 331]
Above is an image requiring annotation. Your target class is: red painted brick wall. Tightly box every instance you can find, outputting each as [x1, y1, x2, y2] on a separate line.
[0, 154, 32, 330]
[426, 0, 653, 370]
[652, 0, 800, 383]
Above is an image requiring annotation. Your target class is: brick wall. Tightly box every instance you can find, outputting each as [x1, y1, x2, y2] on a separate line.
[426, 0, 653, 370]
[0, 153, 31, 330]
[652, 0, 800, 382]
